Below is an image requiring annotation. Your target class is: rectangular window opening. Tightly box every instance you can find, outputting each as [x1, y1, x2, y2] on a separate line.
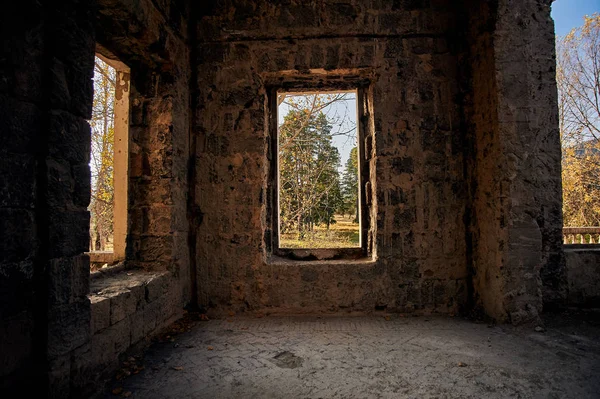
[276, 90, 361, 252]
[88, 53, 130, 270]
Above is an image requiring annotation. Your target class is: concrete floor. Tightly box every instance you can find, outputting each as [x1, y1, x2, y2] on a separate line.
[106, 313, 600, 398]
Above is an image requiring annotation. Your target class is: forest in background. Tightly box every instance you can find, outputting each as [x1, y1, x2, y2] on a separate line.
[278, 93, 360, 248]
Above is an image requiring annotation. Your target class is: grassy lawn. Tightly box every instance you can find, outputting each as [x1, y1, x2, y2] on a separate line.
[280, 214, 360, 248]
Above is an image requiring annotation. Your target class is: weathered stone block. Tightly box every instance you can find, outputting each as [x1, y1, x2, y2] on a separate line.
[110, 317, 132, 356]
[49, 57, 71, 110]
[69, 343, 100, 398]
[145, 273, 170, 303]
[0, 310, 34, 377]
[48, 110, 91, 165]
[134, 236, 173, 262]
[72, 163, 91, 207]
[66, 63, 94, 119]
[47, 209, 90, 258]
[0, 262, 35, 323]
[48, 354, 71, 399]
[384, 38, 404, 58]
[89, 318, 130, 371]
[0, 152, 36, 208]
[142, 300, 159, 335]
[47, 254, 89, 306]
[0, 95, 42, 154]
[47, 299, 90, 357]
[108, 289, 136, 325]
[129, 309, 145, 345]
[0, 209, 37, 263]
[90, 295, 110, 334]
[46, 158, 74, 208]
[565, 249, 600, 307]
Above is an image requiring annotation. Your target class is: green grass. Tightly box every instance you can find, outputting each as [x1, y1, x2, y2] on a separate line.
[280, 214, 360, 248]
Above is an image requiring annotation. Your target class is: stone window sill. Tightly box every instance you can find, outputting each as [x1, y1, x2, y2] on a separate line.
[563, 244, 600, 251]
[88, 251, 115, 263]
[90, 261, 126, 281]
[88, 251, 124, 273]
[88, 269, 171, 336]
[266, 255, 376, 267]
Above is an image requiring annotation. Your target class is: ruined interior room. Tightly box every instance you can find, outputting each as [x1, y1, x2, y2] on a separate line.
[1, 0, 599, 397]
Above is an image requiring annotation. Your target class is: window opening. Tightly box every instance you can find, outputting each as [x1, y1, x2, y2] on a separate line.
[556, 16, 600, 245]
[88, 54, 130, 268]
[277, 91, 360, 249]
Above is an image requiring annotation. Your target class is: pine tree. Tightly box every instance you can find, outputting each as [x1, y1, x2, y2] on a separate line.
[341, 146, 359, 222]
[279, 109, 342, 238]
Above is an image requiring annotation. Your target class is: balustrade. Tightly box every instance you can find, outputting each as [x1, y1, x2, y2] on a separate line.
[563, 227, 600, 244]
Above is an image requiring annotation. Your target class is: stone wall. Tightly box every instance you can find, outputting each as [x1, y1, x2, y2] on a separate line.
[0, 0, 573, 396]
[193, 0, 469, 315]
[192, 0, 565, 322]
[1, 0, 47, 391]
[463, 0, 505, 320]
[96, 0, 192, 288]
[0, 0, 96, 394]
[464, 0, 565, 324]
[565, 248, 600, 307]
[70, 270, 180, 397]
[1, 0, 191, 396]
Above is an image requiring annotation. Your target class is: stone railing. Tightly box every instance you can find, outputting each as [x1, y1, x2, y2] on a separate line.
[563, 227, 600, 244]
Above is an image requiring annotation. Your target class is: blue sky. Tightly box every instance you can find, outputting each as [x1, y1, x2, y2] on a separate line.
[552, 0, 600, 37]
[278, 93, 358, 173]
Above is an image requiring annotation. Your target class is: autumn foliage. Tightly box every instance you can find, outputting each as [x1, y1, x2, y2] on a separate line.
[89, 57, 116, 250]
[557, 14, 600, 227]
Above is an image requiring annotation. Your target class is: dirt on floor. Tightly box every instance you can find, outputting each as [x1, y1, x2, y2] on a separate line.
[105, 311, 600, 398]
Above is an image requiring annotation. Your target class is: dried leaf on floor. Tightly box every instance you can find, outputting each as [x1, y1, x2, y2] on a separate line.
[112, 387, 123, 395]
[172, 366, 184, 371]
[207, 346, 214, 350]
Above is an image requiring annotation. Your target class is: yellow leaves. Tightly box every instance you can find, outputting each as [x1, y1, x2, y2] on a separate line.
[90, 57, 117, 250]
[558, 13, 600, 228]
[562, 142, 600, 227]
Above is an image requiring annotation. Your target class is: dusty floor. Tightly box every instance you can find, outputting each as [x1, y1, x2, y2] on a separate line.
[106, 313, 600, 398]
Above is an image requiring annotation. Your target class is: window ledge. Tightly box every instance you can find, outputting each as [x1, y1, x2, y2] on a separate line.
[90, 268, 170, 296]
[88, 268, 173, 336]
[87, 251, 116, 264]
[90, 261, 127, 281]
[266, 255, 376, 267]
[564, 244, 600, 252]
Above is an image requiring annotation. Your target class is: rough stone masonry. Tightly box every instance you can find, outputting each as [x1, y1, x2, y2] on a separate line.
[0, 0, 573, 397]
